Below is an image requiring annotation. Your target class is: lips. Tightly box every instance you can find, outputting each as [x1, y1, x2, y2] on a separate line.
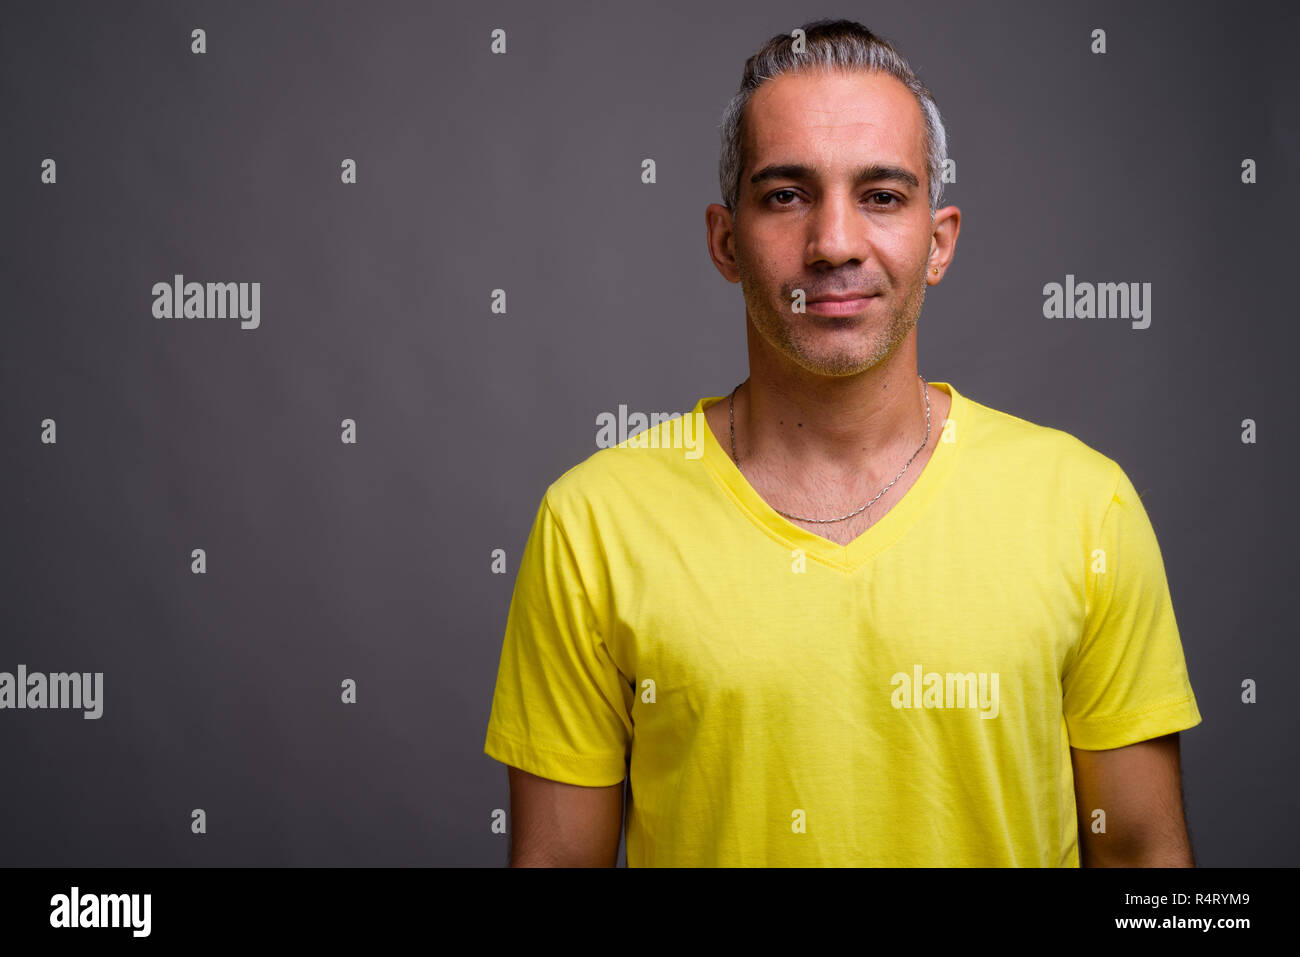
[808, 292, 875, 303]
[806, 293, 877, 317]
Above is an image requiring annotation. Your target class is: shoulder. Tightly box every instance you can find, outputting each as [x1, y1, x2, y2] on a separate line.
[542, 410, 708, 533]
[957, 388, 1124, 513]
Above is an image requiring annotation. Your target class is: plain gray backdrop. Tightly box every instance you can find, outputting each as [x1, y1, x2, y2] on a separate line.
[1, 0, 1296, 866]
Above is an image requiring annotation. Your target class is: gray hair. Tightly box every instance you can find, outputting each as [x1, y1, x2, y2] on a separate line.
[718, 19, 948, 219]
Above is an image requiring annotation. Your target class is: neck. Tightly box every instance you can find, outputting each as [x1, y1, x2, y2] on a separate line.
[735, 330, 927, 485]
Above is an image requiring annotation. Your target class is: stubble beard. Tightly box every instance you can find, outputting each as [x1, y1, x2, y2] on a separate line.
[738, 256, 928, 378]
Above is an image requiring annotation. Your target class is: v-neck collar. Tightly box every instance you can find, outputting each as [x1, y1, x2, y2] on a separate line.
[696, 381, 965, 573]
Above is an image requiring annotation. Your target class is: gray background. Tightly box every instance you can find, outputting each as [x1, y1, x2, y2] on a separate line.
[1, 0, 1295, 866]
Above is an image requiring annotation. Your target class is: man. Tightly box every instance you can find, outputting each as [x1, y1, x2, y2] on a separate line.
[483, 19, 1201, 867]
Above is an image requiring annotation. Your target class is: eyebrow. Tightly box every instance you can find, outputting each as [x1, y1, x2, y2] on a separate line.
[749, 162, 921, 192]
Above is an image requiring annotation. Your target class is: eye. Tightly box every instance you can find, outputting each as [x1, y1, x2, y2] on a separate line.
[764, 189, 899, 208]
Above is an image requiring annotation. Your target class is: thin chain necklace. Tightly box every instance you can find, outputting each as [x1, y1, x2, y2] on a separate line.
[728, 373, 930, 525]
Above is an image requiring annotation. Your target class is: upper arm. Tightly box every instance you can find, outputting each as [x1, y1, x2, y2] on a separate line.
[1062, 465, 1201, 750]
[1070, 732, 1192, 867]
[506, 765, 625, 867]
[1063, 465, 1200, 867]
[484, 495, 633, 865]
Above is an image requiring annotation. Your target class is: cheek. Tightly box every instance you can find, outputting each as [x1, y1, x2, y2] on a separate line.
[738, 249, 782, 289]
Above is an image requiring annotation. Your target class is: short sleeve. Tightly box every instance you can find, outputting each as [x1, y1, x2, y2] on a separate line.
[1062, 465, 1202, 750]
[483, 492, 632, 786]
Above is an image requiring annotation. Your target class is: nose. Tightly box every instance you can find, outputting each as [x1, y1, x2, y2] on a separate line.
[806, 191, 868, 267]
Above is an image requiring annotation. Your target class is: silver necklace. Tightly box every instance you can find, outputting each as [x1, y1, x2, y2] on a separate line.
[728, 373, 930, 525]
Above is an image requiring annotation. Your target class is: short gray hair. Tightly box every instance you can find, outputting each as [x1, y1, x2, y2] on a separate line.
[718, 19, 948, 219]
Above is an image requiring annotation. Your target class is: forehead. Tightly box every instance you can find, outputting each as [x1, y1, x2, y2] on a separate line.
[744, 69, 924, 173]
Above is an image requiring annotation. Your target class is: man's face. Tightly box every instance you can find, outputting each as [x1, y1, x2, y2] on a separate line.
[728, 69, 936, 377]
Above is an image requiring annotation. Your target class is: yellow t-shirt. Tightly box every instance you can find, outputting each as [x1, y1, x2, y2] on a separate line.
[483, 381, 1201, 866]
